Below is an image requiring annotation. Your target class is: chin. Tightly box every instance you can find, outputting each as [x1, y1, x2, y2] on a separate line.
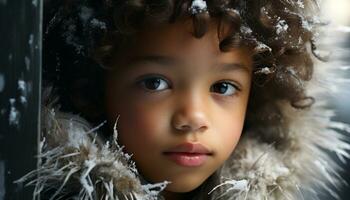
[164, 177, 205, 193]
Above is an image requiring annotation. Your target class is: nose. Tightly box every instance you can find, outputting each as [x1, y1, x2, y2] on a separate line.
[171, 93, 210, 133]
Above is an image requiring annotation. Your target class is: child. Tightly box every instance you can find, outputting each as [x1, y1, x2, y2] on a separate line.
[19, 0, 350, 199]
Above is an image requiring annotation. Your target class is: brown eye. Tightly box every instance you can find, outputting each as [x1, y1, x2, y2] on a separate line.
[210, 82, 238, 96]
[139, 77, 170, 91]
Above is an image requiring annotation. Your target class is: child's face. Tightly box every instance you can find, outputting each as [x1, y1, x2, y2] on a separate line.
[105, 19, 252, 194]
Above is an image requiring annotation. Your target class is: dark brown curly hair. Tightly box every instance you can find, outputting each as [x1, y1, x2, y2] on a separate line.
[43, 0, 323, 198]
[90, 0, 323, 136]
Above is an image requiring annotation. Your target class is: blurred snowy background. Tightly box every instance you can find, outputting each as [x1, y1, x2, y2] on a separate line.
[320, 0, 350, 199]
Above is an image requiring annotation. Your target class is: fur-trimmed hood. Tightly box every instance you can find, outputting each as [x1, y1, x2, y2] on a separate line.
[17, 0, 350, 199]
[17, 59, 350, 200]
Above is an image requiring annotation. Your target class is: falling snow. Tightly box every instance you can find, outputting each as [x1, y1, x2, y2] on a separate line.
[25, 56, 30, 70]
[9, 98, 20, 126]
[90, 18, 106, 30]
[28, 34, 34, 46]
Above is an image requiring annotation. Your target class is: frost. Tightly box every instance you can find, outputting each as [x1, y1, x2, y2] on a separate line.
[20, 96, 27, 105]
[189, 0, 207, 15]
[256, 67, 273, 75]
[296, 0, 304, 9]
[0, 73, 4, 93]
[240, 25, 253, 35]
[79, 6, 93, 23]
[25, 56, 30, 70]
[28, 34, 34, 46]
[90, 18, 106, 30]
[255, 42, 272, 53]
[9, 98, 20, 126]
[18, 80, 28, 105]
[18, 80, 26, 92]
[276, 19, 288, 35]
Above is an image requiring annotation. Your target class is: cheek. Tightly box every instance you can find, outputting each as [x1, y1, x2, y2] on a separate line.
[213, 107, 246, 158]
[110, 98, 169, 151]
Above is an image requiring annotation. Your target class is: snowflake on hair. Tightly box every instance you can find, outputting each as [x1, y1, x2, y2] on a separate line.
[189, 0, 208, 15]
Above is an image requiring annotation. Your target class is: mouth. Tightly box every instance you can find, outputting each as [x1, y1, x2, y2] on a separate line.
[163, 142, 213, 167]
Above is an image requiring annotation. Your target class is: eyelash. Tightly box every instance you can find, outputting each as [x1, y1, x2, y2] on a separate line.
[136, 75, 241, 96]
[211, 81, 241, 97]
[136, 74, 172, 93]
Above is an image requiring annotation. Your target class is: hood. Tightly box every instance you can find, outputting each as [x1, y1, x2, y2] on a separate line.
[17, 0, 350, 199]
[17, 59, 350, 200]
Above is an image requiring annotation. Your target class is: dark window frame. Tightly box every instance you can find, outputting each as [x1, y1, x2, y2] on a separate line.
[0, 0, 42, 199]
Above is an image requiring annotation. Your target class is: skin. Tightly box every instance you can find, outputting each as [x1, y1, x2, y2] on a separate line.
[104, 19, 252, 200]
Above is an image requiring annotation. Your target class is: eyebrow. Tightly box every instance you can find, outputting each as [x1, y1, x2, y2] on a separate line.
[128, 55, 180, 67]
[217, 63, 251, 74]
[128, 55, 251, 73]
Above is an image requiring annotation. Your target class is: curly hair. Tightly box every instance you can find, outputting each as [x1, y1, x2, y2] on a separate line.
[44, 0, 324, 151]
[42, 0, 324, 199]
[91, 0, 322, 134]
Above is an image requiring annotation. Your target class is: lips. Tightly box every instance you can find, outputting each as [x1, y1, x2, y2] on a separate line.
[164, 142, 212, 154]
[163, 143, 213, 167]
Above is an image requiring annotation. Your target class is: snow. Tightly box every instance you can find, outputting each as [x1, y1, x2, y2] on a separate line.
[28, 34, 34, 46]
[276, 19, 288, 35]
[90, 18, 106, 30]
[0, 73, 4, 93]
[255, 42, 272, 53]
[20, 96, 27, 105]
[296, 0, 305, 9]
[240, 25, 253, 35]
[256, 67, 273, 75]
[25, 56, 30, 70]
[18, 80, 28, 105]
[189, 0, 207, 15]
[18, 80, 26, 92]
[9, 98, 20, 126]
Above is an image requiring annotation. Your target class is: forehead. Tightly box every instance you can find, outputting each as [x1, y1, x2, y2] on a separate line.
[115, 19, 252, 70]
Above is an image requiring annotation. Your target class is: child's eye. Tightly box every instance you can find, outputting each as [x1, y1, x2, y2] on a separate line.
[138, 76, 170, 91]
[210, 81, 239, 96]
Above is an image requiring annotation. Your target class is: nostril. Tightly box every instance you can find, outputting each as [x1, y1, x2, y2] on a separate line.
[177, 125, 192, 131]
[171, 108, 210, 133]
